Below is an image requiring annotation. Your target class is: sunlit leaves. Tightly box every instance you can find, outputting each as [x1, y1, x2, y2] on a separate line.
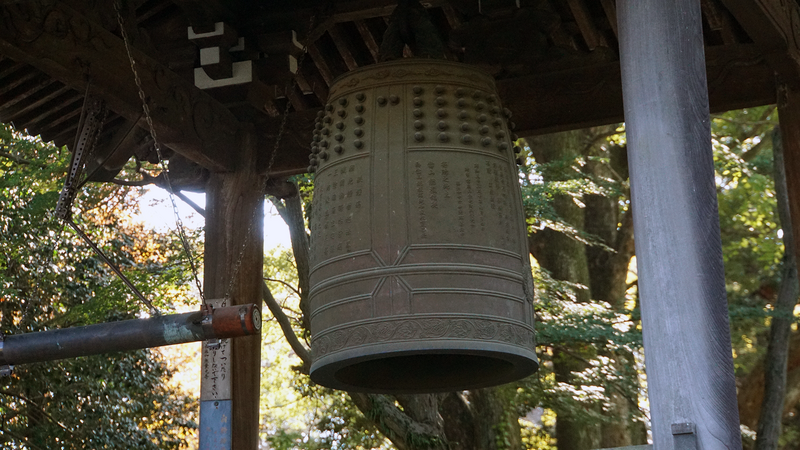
[0, 123, 196, 449]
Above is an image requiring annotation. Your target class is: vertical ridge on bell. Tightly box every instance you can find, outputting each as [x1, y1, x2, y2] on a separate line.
[387, 84, 408, 266]
[372, 85, 392, 268]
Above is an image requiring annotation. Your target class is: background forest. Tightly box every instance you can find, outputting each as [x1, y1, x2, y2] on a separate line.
[0, 105, 796, 450]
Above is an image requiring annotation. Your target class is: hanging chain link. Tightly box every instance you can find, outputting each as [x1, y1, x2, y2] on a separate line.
[114, 1, 205, 303]
[221, 17, 316, 306]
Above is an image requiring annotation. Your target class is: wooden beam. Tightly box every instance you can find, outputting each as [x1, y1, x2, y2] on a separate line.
[244, 0, 448, 37]
[0, 85, 72, 123]
[0, 1, 241, 172]
[501, 44, 776, 137]
[777, 82, 800, 263]
[14, 92, 83, 131]
[719, 0, 800, 80]
[40, 115, 80, 144]
[171, 0, 237, 32]
[298, 63, 329, 104]
[0, 73, 52, 109]
[204, 129, 263, 450]
[0, 67, 40, 97]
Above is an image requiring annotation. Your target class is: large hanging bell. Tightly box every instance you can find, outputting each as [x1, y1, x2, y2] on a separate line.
[307, 59, 538, 393]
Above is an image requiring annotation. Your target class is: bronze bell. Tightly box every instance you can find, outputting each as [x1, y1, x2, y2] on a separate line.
[308, 59, 538, 393]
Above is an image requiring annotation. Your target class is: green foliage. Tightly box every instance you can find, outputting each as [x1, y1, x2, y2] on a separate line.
[260, 245, 391, 449]
[710, 107, 783, 375]
[0, 124, 196, 448]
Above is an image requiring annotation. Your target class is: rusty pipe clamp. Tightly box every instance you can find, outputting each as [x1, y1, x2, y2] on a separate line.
[201, 304, 221, 350]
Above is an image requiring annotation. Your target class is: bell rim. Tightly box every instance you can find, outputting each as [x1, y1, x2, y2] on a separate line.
[309, 341, 539, 394]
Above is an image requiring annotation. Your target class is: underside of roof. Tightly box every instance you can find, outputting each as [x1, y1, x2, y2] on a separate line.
[0, 0, 794, 183]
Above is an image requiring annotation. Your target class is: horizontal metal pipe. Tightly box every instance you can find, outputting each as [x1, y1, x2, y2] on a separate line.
[0, 304, 261, 366]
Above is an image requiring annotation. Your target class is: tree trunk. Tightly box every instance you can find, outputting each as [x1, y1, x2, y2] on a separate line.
[528, 130, 600, 450]
[754, 125, 800, 450]
[470, 386, 524, 450]
[584, 142, 644, 448]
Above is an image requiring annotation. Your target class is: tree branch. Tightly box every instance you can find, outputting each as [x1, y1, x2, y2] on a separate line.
[264, 277, 301, 298]
[0, 426, 47, 450]
[268, 179, 312, 331]
[0, 150, 32, 165]
[349, 393, 448, 450]
[174, 190, 206, 217]
[261, 280, 311, 370]
[0, 390, 75, 437]
[111, 178, 154, 187]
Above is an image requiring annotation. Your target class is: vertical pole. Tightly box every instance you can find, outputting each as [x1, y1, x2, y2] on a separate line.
[617, 2, 742, 450]
[777, 83, 800, 264]
[202, 128, 264, 450]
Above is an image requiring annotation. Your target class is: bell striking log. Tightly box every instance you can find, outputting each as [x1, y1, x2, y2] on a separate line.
[308, 60, 538, 393]
[0, 304, 261, 369]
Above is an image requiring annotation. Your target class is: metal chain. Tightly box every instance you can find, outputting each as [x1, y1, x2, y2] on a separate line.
[221, 17, 316, 306]
[114, 1, 205, 303]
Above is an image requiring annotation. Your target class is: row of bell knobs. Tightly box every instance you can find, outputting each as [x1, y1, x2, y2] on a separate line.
[307, 85, 523, 173]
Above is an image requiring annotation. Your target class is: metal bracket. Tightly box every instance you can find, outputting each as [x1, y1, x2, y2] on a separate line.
[672, 422, 698, 450]
[201, 304, 221, 350]
[54, 93, 106, 221]
[0, 332, 12, 377]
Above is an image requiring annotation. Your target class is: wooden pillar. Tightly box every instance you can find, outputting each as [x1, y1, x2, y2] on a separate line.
[202, 128, 264, 450]
[617, 1, 742, 450]
[777, 83, 800, 264]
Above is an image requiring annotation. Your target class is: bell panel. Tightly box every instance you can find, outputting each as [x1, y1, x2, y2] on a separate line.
[310, 157, 371, 265]
[405, 152, 521, 252]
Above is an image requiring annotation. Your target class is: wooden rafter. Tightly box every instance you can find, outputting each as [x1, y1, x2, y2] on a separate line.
[566, 0, 608, 50]
[328, 25, 360, 71]
[0, 0, 241, 172]
[600, 0, 619, 37]
[306, 43, 335, 86]
[0, 85, 72, 123]
[702, 0, 738, 44]
[354, 20, 380, 62]
[0, 75, 53, 111]
[15, 93, 83, 131]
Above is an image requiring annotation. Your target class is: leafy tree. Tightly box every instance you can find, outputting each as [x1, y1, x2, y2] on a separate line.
[255, 108, 797, 450]
[0, 123, 198, 449]
[256, 125, 645, 450]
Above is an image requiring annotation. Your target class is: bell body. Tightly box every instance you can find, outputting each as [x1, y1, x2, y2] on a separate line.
[308, 59, 538, 393]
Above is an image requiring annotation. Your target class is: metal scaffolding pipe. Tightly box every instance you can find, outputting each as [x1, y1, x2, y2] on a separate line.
[0, 304, 261, 367]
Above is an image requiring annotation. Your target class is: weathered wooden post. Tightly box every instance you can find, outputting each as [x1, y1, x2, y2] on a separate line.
[617, 1, 742, 449]
[202, 128, 264, 450]
[777, 83, 800, 264]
